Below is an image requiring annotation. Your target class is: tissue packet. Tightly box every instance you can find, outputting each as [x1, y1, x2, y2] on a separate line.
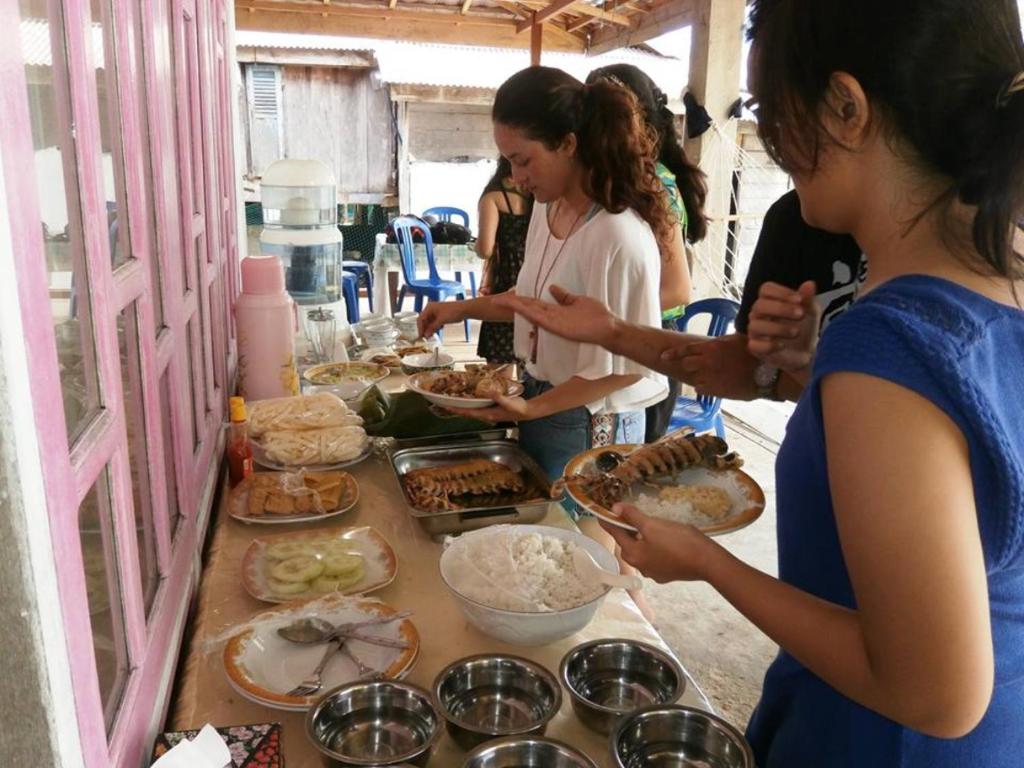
[151, 722, 283, 767]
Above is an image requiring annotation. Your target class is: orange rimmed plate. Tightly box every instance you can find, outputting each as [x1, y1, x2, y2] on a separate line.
[222, 594, 419, 711]
[563, 443, 766, 536]
[241, 526, 398, 604]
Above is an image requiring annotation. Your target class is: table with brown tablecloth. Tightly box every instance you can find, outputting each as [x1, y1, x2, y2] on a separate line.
[170, 447, 712, 768]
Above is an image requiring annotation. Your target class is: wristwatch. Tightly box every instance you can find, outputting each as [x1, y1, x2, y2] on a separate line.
[753, 362, 781, 400]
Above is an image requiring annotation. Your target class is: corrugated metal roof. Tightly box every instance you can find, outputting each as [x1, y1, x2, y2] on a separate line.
[21, 18, 105, 68]
[236, 31, 688, 100]
[235, 30, 377, 52]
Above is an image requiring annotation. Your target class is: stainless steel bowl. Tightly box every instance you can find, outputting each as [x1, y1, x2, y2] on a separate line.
[306, 681, 443, 767]
[611, 705, 755, 768]
[560, 639, 686, 735]
[462, 736, 598, 768]
[433, 654, 562, 751]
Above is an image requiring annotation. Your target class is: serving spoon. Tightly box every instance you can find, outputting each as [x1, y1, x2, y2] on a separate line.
[277, 612, 413, 647]
[572, 547, 643, 591]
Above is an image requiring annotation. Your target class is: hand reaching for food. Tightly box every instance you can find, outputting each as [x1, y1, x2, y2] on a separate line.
[418, 302, 466, 339]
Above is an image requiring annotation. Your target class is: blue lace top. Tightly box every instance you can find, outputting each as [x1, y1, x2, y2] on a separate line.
[746, 275, 1024, 767]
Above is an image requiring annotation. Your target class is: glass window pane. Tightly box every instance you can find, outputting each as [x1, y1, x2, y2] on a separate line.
[131, 3, 164, 330]
[92, 0, 133, 272]
[117, 304, 159, 618]
[166, 0, 189, 294]
[158, 370, 183, 543]
[183, 16, 203, 217]
[78, 468, 129, 734]
[187, 318, 200, 451]
[20, 0, 102, 444]
[209, 278, 223, 393]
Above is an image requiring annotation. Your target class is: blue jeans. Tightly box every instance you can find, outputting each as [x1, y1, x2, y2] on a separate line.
[518, 375, 644, 518]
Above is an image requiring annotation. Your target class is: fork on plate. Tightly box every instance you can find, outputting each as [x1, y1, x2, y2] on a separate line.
[287, 636, 341, 697]
[286, 637, 382, 697]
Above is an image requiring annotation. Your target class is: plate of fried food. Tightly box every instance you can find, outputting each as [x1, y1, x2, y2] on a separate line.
[359, 347, 403, 370]
[248, 392, 372, 470]
[241, 526, 398, 603]
[560, 432, 765, 536]
[229, 470, 359, 525]
[407, 365, 524, 409]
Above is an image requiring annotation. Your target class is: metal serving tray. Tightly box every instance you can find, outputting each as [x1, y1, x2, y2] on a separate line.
[390, 440, 559, 535]
[391, 428, 509, 449]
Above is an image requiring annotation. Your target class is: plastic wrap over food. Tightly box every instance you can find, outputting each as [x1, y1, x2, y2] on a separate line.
[237, 470, 355, 518]
[260, 425, 368, 466]
[248, 392, 360, 438]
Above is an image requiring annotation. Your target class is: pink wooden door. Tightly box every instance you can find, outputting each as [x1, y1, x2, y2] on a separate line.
[0, 0, 239, 764]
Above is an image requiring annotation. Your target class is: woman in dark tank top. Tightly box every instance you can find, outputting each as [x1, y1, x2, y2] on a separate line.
[475, 157, 533, 364]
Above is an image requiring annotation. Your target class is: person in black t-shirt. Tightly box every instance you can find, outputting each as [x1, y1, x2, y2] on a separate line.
[668, 189, 865, 401]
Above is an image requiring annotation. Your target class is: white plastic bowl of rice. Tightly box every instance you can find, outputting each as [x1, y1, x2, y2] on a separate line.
[439, 525, 619, 646]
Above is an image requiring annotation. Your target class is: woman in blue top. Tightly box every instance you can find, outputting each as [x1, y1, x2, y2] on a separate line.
[497, 1, 1024, 765]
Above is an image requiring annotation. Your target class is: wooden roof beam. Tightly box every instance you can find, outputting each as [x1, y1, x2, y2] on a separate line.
[461, 0, 474, 12]
[589, 0, 694, 53]
[235, 0, 587, 50]
[515, 0, 576, 32]
[514, 0, 632, 32]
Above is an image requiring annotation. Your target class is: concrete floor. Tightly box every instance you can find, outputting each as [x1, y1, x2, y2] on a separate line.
[384, 316, 788, 731]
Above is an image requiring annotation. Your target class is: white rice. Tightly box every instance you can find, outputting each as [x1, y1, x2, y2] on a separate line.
[443, 528, 604, 613]
[629, 468, 756, 526]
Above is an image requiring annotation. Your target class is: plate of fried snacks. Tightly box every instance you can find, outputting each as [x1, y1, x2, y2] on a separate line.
[229, 470, 359, 525]
[248, 392, 371, 470]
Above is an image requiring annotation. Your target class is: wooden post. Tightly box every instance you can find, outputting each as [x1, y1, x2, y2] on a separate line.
[530, 14, 543, 66]
[683, 0, 744, 298]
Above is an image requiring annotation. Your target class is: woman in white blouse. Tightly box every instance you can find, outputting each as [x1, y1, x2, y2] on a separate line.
[419, 66, 673, 488]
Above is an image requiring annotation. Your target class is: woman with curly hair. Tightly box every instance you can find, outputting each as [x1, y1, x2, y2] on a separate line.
[587, 63, 708, 441]
[420, 65, 670, 487]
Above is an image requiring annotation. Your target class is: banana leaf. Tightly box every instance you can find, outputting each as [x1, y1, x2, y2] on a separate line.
[360, 386, 494, 439]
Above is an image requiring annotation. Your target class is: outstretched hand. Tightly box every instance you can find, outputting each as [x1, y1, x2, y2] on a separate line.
[494, 285, 619, 347]
[747, 281, 821, 372]
[599, 504, 721, 583]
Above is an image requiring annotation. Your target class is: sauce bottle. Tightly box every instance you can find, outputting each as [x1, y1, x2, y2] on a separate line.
[227, 396, 254, 485]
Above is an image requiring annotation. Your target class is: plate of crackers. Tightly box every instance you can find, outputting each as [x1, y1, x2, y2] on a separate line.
[229, 470, 359, 525]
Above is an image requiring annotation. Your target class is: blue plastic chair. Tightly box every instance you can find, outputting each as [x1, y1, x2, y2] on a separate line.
[422, 206, 477, 299]
[667, 298, 741, 438]
[391, 216, 470, 341]
[342, 259, 373, 312]
[341, 270, 360, 324]
[422, 206, 469, 226]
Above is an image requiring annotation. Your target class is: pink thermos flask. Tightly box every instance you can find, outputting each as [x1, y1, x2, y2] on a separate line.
[235, 255, 300, 401]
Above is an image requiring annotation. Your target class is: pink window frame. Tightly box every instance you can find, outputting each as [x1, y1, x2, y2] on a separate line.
[0, 0, 239, 765]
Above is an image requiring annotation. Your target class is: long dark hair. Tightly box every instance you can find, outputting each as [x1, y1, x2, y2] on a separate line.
[749, 0, 1024, 280]
[492, 66, 675, 252]
[482, 155, 534, 214]
[587, 64, 708, 243]
[483, 156, 513, 194]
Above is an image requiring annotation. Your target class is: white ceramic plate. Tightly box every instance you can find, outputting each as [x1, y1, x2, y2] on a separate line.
[407, 371, 525, 410]
[250, 436, 374, 472]
[241, 526, 398, 603]
[228, 471, 360, 525]
[563, 444, 766, 536]
[223, 594, 419, 711]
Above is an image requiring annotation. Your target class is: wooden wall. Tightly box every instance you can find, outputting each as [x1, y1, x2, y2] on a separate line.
[407, 102, 496, 162]
[239, 63, 395, 197]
